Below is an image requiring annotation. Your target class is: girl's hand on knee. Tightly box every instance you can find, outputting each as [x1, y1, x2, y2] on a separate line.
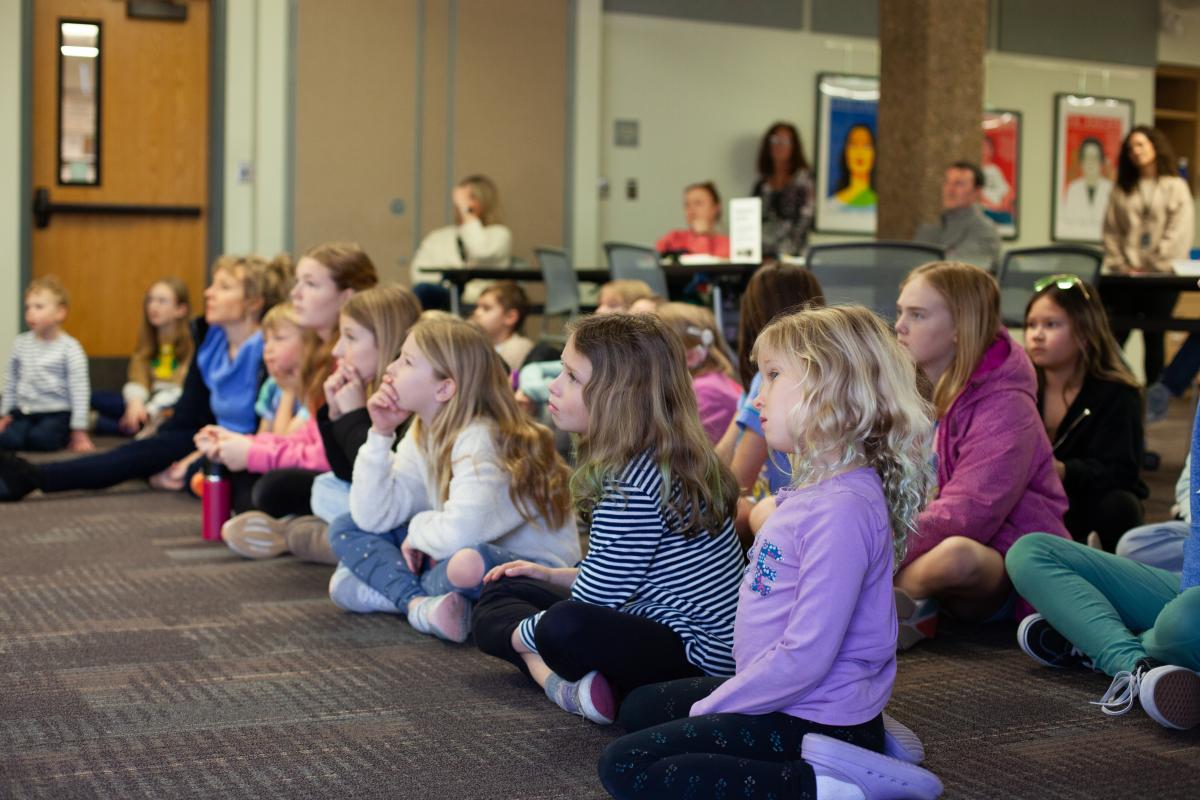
[483, 560, 549, 584]
[400, 538, 427, 573]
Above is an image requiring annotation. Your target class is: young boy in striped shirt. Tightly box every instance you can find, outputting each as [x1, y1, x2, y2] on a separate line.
[0, 277, 94, 453]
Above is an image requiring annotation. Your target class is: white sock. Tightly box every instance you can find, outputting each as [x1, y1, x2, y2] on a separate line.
[813, 767, 865, 800]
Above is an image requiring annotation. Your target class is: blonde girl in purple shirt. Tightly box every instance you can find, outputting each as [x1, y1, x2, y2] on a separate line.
[598, 305, 943, 800]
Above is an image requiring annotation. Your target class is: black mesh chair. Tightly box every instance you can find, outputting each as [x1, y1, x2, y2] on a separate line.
[603, 242, 668, 298]
[996, 245, 1103, 327]
[804, 241, 946, 322]
[534, 246, 578, 343]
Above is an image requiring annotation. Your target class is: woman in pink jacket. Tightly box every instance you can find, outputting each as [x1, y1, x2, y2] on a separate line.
[893, 261, 1070, 649]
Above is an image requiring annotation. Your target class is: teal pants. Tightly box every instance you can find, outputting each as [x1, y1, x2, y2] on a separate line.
[1006, 533, 1200, 676]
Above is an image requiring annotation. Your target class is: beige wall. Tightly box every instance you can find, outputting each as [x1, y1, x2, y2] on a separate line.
[292, 0, 569, 284]
[0, 0, 20, 375]
[590, 12, 1156, 256]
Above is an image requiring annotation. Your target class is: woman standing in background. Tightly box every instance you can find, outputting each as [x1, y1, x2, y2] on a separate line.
[751, 122, 814, 259]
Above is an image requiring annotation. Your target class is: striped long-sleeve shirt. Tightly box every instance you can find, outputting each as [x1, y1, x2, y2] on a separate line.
[519, 451, 745, 676]
[1, 331, 90, 430]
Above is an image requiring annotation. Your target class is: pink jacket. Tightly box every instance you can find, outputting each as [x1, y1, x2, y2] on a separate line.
[245, 416, 331, 474]
[902, 329, 1069, 568]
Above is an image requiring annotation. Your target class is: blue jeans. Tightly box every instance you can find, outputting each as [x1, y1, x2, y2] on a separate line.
[1116, 519, 1188, 573]
[0, 410, 71, 452]
[310, 472, 350, 522]
[328, 513, 521, 606]
[1161, 333, 1200, 396]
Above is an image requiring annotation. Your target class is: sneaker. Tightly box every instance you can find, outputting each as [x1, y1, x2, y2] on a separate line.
[221, 511, 288, 559]
[895, 588, 938, 651]
[547, 670, 616, 725]
[328, 564, 400, 614]
[1145, 382, 1171, 424]
[283, 516, 336, 564]
[882, 712, 925, 764]
[406, 592, 472, 643]
[1017, 614, 1092, 669]
[1141, 665, 1200, 730]
[803, 733, 943, 800]
[0, 452, 39, 502]
[1091, 658, 1161, 717]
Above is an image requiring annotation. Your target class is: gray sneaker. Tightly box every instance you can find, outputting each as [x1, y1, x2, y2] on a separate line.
[1146, 382, 1172, 423]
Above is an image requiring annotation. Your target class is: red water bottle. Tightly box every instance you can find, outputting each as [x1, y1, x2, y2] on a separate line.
[201, 461, 231, 541]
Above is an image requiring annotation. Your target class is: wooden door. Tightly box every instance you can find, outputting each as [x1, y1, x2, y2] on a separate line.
[31, 0, 210, 357]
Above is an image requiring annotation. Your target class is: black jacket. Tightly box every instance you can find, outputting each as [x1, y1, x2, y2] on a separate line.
[315, 405, 408, 482]
[1041, 375, 1148, 502]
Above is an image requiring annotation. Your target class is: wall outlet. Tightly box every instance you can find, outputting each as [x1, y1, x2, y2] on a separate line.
[626, 178, 638, 200]
[236, 161, 254, 184]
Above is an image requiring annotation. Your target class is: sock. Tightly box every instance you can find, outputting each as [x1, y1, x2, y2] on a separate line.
[407, 596, 433, 634]
[543, 673, 566, 704]
[813, 766, 865, 800]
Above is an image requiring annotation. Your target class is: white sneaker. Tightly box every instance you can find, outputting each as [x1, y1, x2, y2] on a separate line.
[1141, 665, 1200, 730]
[328, 564, 400, 614]
[1091, 663, 1152, 717]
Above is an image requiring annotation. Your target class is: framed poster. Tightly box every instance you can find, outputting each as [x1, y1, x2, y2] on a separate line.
[814, 73, 879, 235]
[1052, 93, 1134, 243]
[981, 110, 1021, 240]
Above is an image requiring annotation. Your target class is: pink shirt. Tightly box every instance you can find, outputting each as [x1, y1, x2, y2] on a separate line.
[245, 416, 331, 474]
[656, 229, 730, 258]
[693, 371, 741, 444]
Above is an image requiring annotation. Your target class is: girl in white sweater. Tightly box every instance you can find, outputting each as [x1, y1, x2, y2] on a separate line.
[327, 316, 579, 643]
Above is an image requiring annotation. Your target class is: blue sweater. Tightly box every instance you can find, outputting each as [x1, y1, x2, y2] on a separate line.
[195, 326, 263, 434]
[1185, 404, 1200, 590]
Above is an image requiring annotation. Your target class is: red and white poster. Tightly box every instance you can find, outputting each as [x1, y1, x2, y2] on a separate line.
[981, 110, 1020, 239]
[1053, 94, 1134, 243]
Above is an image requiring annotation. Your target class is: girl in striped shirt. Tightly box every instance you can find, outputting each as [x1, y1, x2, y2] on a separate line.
[474, 313, 745, 725]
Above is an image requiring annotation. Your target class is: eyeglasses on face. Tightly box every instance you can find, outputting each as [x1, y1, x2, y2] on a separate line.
[1032, 273, 1091, 300]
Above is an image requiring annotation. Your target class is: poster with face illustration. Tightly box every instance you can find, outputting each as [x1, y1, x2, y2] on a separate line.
[981, 110, 1020, 240]
[815, 73, 879, 235]
[1052, 93, 1133, 243]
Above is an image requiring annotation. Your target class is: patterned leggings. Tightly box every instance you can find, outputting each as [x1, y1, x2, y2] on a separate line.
[598, 677, 883, 800]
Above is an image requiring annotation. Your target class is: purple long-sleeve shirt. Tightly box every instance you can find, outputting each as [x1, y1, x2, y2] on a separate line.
[691, 467, 896, 726]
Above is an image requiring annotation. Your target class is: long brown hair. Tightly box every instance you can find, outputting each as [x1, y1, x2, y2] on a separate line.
[1024, 282, 1139, 404]
[299, 242, 379, 411]
[340, 285, 422, 395]
[1116, 125, 1179, 193]
[410, 317, 571, 529]
[756, 121, 809, 178]
[127, 277, 193, 391]
[736, 263, 825, 390]
[568, 313, 738, 537]
[901, 261, 1000, 418]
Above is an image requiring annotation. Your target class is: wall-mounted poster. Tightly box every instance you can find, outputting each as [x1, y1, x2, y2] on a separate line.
[814, 73, 879, 235]
[1052, 93, 1134, 243]
[981, 110, 1021, 240]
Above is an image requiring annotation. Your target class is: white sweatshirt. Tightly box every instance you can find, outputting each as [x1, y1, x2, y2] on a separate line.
[349, 421, 581, 566]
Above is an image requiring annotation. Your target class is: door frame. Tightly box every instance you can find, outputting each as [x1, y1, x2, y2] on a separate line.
[19, 0, 228, 326]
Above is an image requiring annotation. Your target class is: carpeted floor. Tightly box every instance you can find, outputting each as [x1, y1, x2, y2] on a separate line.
[2, 397, 1199, 799]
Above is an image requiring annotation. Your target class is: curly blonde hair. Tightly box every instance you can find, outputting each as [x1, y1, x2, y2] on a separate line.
[753, 305, 934, 563]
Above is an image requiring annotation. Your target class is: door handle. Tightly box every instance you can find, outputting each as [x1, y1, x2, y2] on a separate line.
[33, 187, 202, 229]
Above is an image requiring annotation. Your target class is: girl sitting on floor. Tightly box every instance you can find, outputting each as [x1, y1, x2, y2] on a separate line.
[655, 302, 740, 444]
[253, 303, 315, 436]
[326, 316, 580, 644]
[893, 261, 1069, 649]
[1023, 274, 1146, 552]
[1005, 391, 1200, 731]
[219, 285, 422, 563]
[191, 243, 378, 516]
[598, 304, 943, 800]
[473, 313, 745, 725]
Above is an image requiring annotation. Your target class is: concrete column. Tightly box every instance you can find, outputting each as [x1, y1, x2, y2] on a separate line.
[877, 0, 988, 241]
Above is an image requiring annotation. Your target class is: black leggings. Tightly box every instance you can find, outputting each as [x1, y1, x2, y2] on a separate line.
[1103, 288, 1178, 384]
[473, 577, 703, 698]
[39, 427, 196, 493]
[248, 468, 318, 517]
[598, 677, 884, 800]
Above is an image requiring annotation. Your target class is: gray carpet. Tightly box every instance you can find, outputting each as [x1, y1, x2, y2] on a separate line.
[2, 396, 1199, 799]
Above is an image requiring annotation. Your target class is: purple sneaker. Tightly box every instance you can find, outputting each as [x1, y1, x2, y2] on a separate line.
[803, 733, 943, 799]
[882, 712, 925, 764]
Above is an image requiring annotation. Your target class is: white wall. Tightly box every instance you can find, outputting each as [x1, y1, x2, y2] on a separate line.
[223, 0, 292, 257]
[0, 0, 22, 385]
[1159, 5, 1200, 68]
[591, 12, 1157, 256]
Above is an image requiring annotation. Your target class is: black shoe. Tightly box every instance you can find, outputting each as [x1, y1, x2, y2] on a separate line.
[0, 452, 40, 501]
[1017, 613, 1092, 669]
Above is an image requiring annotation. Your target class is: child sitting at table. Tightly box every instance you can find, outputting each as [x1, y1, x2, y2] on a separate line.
[471, 280, 534, 371]
[656, 181, 730, 259]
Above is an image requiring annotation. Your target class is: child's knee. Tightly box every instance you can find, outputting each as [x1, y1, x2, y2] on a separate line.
[928, 536, 992, 587]
[328, 512, 362, 560]
[446, 548, 486, 590]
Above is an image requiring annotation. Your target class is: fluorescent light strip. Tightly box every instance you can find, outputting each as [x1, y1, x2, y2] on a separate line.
[61, 23, 99, 37]
[60, 45, 98, 58]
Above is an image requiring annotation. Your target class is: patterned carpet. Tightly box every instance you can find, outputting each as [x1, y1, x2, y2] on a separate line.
[2, 399, 1198, 799]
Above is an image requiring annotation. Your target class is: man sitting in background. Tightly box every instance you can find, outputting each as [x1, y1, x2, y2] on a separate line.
[914, 161, 1001, 270]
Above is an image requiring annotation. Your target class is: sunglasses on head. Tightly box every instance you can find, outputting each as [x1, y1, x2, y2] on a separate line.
[1033, 273, 1091, 301]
